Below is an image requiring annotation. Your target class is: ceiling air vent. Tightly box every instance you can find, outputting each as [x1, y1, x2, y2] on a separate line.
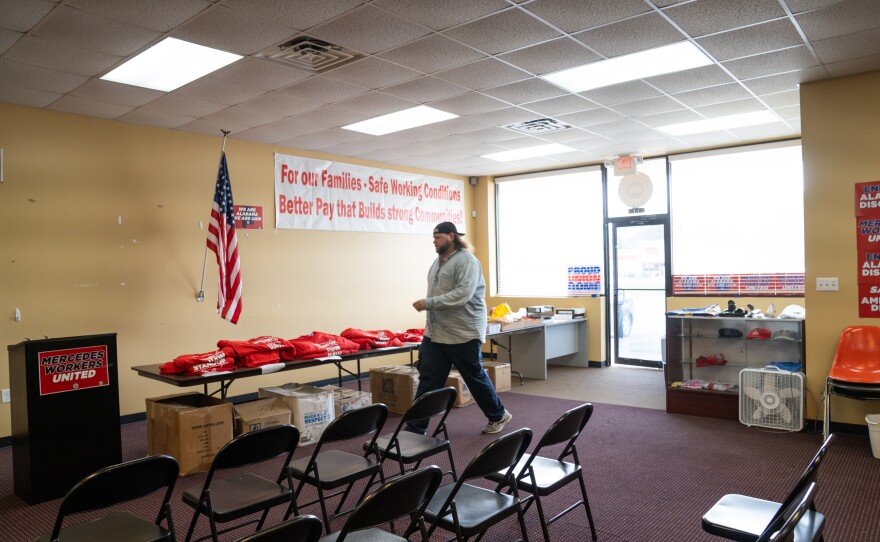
[256, 36, 363, 73]
[504, 118, 572, 135]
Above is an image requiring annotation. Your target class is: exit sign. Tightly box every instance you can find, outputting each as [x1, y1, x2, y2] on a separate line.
[614, 156, 636, 176]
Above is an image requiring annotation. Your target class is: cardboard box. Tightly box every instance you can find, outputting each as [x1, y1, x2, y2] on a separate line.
[500, 318, 544, 332]
[446, 370, 475, 408]
[320, 385, 372, 416]
[369, 365, 420, 414]
[146, 392, 233, 476]
[483, 361, 511, 392]
[259, 384, 334, 446]
[233, 397, 291, 436]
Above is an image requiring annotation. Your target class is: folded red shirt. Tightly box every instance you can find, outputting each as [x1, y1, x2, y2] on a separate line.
[291, 331, 360, 358]
[160, 347, 236, 375]
[340, 328, 404, 350]
[217, 336, 297, 368]
[396, 328, 425, 343]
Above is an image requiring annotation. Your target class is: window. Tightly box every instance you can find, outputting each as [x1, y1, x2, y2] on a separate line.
[495, 166, 604, 296]
[669, 141, 804, 295]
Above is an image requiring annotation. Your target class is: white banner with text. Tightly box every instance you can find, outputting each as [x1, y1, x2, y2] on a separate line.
[274, 153, 466, 234]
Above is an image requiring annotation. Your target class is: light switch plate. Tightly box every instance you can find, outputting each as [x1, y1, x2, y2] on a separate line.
[816, 277, 839, 291]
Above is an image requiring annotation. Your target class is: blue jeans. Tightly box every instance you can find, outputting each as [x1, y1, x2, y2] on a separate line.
[408, 337, 506, 433]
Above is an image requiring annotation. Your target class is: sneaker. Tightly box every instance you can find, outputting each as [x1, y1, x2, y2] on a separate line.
[482, 410, 512, 434]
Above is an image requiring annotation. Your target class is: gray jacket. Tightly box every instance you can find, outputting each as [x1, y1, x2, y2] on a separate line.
[423, 249, 487, 344]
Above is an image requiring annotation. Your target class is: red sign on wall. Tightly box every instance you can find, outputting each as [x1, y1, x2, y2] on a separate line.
[234, 205, 263, 229]
[38, 345, 110, 396]
[855, 181, 880, 216]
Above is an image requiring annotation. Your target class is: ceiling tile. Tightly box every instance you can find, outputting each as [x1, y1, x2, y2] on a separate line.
[118, 108, 195, 129]
[466, 107, 541, 127]
[693, 97, 767, 117]
[211, 57, 311, 91]
[722, 45, 819, 80]
[142, 93, 228, 117]
[310, 4, 430, 55]
[0, 0, 56, 33]
[174, 77, 267, 105]
[321, 57, 421, 89]
[573, 12, 683, 58]
[466, 126, 526, 143]
[69, 0, 210, 32]
[444, 8, 561, 55]
[278, 76, 368, 104]
[235, 117, 321, 143]
[663, 0, 786, 38]
[334, 91, 416, 115]
[5, 35, 121, 77]
[532, 128, 599, 143]
[481, 78, 567, 105]
[643, 64, 734, 94]
[774, 104, 801, 120]
[373, 0, 509, 31]
[381, 76, 470, 103]
[812, 26, 880, 64]
[430, 92, 509, 116]
[612, 95, 687, 117]
[235, 91, 320, 118]
[521, 94, 597, 117]
[0, 82, 61, 107]
[558, 108, 624, 127]
[378, 34, 486, 73]
[579, 81, 663, 107]
[0, 59, 88, 94]
[220, 0, 362, 31]
[0, 28, 21, 54]
[823, 52, 880, 77]
[696, 18, 804, 61]
[498, 37, 601, 76]
[784, 0, 848, 13]
[729, 122, 797, 140]
[672, 82, 752, 107]
[523, 0, 650, 34]
[70, 79, 164, 107]
[433, 58, 530, 90]
[424, 116, 493, 134]
[741, 67, 826, 95]
[759, 89, 800, 108]
[795, 0, 880, 41]
[179, 115, 258, 137]
[48, 95, 132, 119]
[638, 109, 705, 127]
[278, 127, 367, 150]
[33, 6, 160, 56]
[587, 118, 651, 136]
[173, 4, 297, 55]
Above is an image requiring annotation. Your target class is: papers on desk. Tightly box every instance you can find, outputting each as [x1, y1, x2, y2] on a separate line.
[260, 363, 285, 374]
[315, 355, 343, 361]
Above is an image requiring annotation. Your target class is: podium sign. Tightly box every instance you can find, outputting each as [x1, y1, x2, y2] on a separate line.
[8, 334, 122, 504]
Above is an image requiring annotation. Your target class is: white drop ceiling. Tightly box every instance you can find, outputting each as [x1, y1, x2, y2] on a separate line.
[2, 0, 879, 176]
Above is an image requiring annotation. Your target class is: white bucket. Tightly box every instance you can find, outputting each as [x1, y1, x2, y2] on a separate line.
[866, 414, 880, 459]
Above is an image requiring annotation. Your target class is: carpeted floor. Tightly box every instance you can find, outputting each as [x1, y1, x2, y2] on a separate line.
[1, 382, 879, 541]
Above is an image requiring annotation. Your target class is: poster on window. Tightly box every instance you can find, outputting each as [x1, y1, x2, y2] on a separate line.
[274, 153, 466, 235]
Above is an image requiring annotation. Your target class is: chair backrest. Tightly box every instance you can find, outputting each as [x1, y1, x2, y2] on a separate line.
[756, 482, 819, 542]
[772, 434, 832, 520]
[211, 424, 300, 471]
[51, 455, 179, 540]
[830, 326, 880, 382]
[334, 466, 444, 540]
[401, 386, 457, 426]
[321, 403, 388, 443]
[461, 428, 533, 482]
[534, 402, 593, 454]
[234, 514, 323, 542]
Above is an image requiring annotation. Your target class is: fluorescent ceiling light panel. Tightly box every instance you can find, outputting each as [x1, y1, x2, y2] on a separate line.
[342, 105, 457, 135]
[101, 37, 242, 92]
[542, 41, 712, 93]
[482, 143, 575, 162]
[656, 111, 781, 135]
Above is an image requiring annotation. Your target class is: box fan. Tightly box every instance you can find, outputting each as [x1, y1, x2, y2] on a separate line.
[739, 368, 804, 431]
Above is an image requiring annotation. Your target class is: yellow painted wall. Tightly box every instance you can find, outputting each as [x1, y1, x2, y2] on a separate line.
[0, 103, 467, 438]
[801, 70, 880, 427]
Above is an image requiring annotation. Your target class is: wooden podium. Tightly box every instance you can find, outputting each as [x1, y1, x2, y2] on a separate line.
[8, 333, 122, 504]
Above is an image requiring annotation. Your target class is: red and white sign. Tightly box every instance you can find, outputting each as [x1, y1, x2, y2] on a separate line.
[274, 154, 466, 234]
[855, 181, 880, 216]
[859, 284, 880, 318]
[234, 205, 263, 230]
[38, 345, 110, 396]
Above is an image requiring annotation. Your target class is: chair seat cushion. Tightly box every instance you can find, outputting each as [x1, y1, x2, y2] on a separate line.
[182, 473, 292, 519]
[827, 378, 880, 399]
[35, 511, 169, 542]
[425, 483, 519, 534]
[374, 432, 449, 462]
[291, 450, 380, 487]
[702, 493, 825, 542]
[318, 527, 410, 542]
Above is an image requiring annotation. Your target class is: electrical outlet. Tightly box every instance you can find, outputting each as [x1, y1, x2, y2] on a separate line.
[1, 389, 9, 404]
[816, 277, 839, 291]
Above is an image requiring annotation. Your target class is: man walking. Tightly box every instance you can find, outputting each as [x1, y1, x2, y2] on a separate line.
[411, 221, 511, 434]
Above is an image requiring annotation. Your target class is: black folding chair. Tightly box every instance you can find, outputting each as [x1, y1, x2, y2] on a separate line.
[182, 424, 301, 542]
[702, 435, 832, 542]
[234, 514, 323, 542]
[291, 403, 388, 533]
[319, 466, 444, 541]
[486, 402, 596, 542]
[370, 386, 458, 482]
[36, 454, 179, 542]
[755, 482, 824, 542]
[424, 428, 533, 542]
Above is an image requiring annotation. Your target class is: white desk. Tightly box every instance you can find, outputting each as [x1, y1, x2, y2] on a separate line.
[489, 318, 588, 380]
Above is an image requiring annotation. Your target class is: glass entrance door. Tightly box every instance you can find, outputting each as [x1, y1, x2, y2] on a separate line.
[609, 222, 667, 368]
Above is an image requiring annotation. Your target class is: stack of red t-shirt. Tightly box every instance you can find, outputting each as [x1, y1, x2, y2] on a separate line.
[217, 336, 297, 368]
[396, 328, 425, 343]
[159, 347, 236, 375]
[340, 328, 405, 350]
[290, 331, 360, 359]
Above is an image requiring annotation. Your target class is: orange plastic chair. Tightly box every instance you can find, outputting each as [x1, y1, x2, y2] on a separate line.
[823, 326, 880, 440]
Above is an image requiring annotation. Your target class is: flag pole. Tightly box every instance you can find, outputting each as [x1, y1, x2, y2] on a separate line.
[197, 129, 231, 302]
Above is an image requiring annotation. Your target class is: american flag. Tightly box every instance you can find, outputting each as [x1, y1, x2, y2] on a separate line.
[207, 152, 242, 323]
